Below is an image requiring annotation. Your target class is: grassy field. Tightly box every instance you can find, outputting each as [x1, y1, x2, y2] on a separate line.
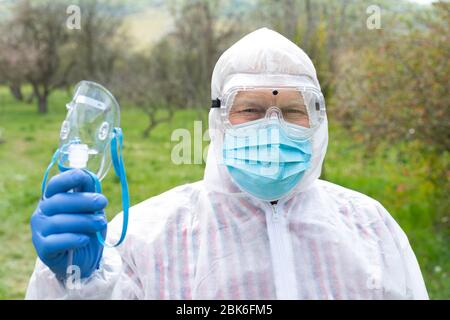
[0, 87, 448, 299]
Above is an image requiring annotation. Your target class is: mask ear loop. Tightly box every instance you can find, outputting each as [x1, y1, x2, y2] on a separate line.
[94, 127, 129, 247]
[41, 149, 61, 198]
[41, 141, 76, 198]
[41, 130, 129, 248]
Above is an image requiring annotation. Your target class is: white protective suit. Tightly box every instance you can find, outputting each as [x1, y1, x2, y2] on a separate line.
[26, 28, 428, 300]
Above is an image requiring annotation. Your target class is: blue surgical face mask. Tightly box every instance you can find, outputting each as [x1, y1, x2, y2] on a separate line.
[223, 121, 312, 201]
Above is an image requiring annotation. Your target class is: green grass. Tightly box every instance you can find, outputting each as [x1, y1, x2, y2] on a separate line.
[0, 87, 448, 299]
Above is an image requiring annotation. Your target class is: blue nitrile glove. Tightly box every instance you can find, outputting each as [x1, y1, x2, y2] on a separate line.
[31, 169, 108, 280]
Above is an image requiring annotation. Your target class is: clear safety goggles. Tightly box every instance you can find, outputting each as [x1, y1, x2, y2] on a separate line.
[212, 86, 326, 140]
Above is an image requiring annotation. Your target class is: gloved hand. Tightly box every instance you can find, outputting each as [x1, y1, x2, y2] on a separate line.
[31, 169, 108, 280]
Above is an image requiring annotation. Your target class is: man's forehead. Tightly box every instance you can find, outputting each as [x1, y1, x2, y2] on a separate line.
[234, 89, 304, 101]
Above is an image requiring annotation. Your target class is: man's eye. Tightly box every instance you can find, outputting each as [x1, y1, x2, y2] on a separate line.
[284, 109, 306, 114]
[235, 107, 261, 114]
[238, 108, 262, 113]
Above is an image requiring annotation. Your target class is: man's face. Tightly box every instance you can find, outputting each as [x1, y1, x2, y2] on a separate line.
[228, 89, 310, 128]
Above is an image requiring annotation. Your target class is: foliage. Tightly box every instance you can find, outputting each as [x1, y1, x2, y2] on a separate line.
[332, 2, 450, 152]
[0, 0, 125, 113]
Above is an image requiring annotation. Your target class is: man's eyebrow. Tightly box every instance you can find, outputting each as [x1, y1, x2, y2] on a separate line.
[279, 99, 306, 107]
[233, 97, 267, 107]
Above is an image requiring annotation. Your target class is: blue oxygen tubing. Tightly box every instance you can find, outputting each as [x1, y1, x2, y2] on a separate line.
[40, 127, 129, 248]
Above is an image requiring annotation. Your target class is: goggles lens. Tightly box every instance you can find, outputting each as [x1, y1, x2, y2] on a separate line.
[225, 88, 324, 130]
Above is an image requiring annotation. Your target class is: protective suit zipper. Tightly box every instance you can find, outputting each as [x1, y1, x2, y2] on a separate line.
[266, 203, 298, 299]
[272, 204, 280, 222]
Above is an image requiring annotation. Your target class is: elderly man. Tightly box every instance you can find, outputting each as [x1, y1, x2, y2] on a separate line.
[26, 28, 428, 299]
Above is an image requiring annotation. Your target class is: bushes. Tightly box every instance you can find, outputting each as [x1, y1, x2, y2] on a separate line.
[332, 3, 449, 152]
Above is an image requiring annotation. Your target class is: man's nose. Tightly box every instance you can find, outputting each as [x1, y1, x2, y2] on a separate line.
[265, 106, 283, 121]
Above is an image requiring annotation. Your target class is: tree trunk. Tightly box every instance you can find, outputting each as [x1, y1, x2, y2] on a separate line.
[32, 83, 49, 113]
[9, 83, 23, 101]
[143, 112, 156, 138]
[304, 0, 314, 50]
[0, 127, 5, 144]
[143, 121, 156, 138]
[37, 94, 48, 113]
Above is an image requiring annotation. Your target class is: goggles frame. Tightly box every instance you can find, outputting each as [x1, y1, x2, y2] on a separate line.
[213, 85, 326, 140]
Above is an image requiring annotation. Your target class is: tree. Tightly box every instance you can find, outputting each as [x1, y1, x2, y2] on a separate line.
[0, 23, 29, 102]
[0, 0, 74, 113]
[114, 39, 184, 137]
[252, 0, 359, 97]
[69, 0, 126, 85]
[333, 2, 450, 152]
[168, 0, 243, 110]
[0, 0, 125, 113]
